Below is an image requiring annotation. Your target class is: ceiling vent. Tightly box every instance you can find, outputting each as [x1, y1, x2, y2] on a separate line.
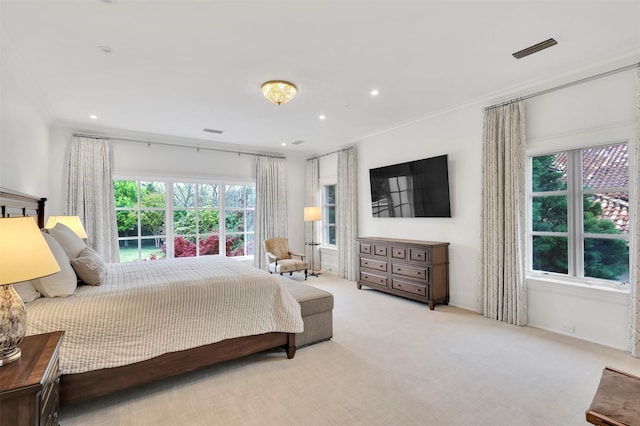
[512, 38, 557, 59]
[203, 128, 223, 134]
[291, 140, 304, 145]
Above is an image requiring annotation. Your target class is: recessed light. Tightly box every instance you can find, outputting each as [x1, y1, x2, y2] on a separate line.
[281, 142, 287, 146]
[89, 115, 98, 119]
[370, 89, 379, 96]
[319, 115, 326, 120]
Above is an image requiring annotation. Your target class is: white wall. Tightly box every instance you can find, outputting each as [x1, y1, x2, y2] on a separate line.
[0, 37, 51, 196]
[524, 69, 636, 350]
[357, 105, 484, 311]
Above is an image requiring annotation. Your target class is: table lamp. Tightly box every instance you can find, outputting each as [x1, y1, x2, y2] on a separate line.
[45, 215, 88, 239]
[0, 217, 60, 365]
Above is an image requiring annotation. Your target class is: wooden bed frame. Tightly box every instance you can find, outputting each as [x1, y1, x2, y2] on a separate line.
[0, 187, 296, 405]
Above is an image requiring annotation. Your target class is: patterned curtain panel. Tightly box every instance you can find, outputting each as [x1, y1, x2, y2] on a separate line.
[253, 156, 288, 271]
[630, 67, 640, 357]
[479, 102, 527, 326]
[305, 158, 319, 259]
[66, 136, 120, 263]
[337, 147, 358, 281]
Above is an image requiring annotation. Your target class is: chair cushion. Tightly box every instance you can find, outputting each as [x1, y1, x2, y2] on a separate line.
[269, 258, 308, 273]
[264, 237, 291, 260]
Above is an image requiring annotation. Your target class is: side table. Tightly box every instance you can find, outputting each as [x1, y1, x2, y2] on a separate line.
[0, 331, 64, 426]
[305, 242, 321, 277]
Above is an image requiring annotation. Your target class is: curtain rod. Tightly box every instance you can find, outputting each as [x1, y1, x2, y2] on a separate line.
[306, 145, 355, 161]
[72, 133, 286, 159]
[485, 62, 640, 111]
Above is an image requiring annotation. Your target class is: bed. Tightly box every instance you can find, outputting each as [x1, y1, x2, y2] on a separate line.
[0, 187, 304, 405]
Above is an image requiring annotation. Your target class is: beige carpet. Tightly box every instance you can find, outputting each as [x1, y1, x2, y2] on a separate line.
[59, 272, 640, 425]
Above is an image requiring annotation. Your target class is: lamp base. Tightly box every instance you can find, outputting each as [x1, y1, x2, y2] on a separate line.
[0, 347, 21, 366]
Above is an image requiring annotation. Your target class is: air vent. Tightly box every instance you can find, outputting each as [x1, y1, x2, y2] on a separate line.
[291, 140, 304, 145]
[203, 128, 223, 134]
[512, 38, 557, 59]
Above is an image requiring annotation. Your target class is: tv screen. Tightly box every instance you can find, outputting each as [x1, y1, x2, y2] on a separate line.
[369, 154, 451, 218]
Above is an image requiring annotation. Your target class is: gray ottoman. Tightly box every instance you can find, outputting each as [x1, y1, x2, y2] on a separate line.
[281, 280, 333, 348]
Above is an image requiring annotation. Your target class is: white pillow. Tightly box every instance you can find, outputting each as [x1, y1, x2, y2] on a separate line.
[13, 281, 41, 303]
[31, 233, 78, 297]
[46, 222, 86, 259]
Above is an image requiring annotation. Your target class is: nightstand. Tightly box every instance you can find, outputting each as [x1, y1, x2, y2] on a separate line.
[0, 331, 64, 426]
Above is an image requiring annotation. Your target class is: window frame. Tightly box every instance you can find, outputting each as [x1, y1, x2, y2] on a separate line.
[527, 141, 630, 288]
[114, 177, 255, 261]
[323, 184, 336, 247]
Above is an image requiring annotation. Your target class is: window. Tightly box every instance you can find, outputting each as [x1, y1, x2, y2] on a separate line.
[529, 142, 629, 284]
[114, 179, 255, 261]
[323, 185, 336, 245]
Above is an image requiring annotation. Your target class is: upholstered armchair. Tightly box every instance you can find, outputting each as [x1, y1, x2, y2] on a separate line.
[263, 237, 308, 280]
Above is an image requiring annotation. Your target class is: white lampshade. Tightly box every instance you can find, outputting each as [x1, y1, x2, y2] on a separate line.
[0, 216, 60, 366]
[304, 207, 322, 222]
[45, 215, 88, 239]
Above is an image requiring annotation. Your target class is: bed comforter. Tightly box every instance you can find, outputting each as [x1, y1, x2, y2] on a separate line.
[26, 255, 304, 374]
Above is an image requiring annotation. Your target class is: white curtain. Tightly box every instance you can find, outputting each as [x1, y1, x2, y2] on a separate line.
[630, 67, 640, 357]
[337, 147, 358, 281]
[479, 102, 527, 326]
[253, 156, 288, 271]
[305, 158, 320, 260]
[65, 135, 120, 262]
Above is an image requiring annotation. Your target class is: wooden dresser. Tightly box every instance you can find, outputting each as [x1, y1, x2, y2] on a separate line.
[0, 331, 64, 426]
[357, 237, 449, 310]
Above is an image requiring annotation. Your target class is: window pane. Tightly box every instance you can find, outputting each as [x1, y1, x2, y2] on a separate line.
[198, 209, 219, 234]
[117, 211, 138, 237]
[118, 239, 139, 262]
[532, 154, 567, 192]
[584, 238, 629, 281]
[226, 234, 245, 256]
[246, 210, 255, 232]
[225, 210, 244, 232]
[582, 143, 628, 190]
[326, 185, 335, 204]
[328, 225, 336, 245]
[532, 196, 567, 232]
[532, 235, 568, 274]
[174, 210, 196, 235]
[199, 184, 219, 208]
[225, 185, 244, 208]
[328, 206, 336, 225]
[174, 183, 196, 208]
[174, 236, 197, 257]
[140, 210, 165, 236]
[246, 235, 254, 255]
[114, 180, 138, 207]
[584, 193, 629, 235]
[140, 182, 166, 208]
[246, 186, 256, 208]
[198, 234, 220, 256]
[141, 238, 165, 261]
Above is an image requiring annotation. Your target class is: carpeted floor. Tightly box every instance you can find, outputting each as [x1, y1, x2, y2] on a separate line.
[59, 272, 640, 425]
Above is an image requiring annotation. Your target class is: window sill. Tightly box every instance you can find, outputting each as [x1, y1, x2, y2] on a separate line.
[320, 245, 337, 251]
[526, 274, 629, 304]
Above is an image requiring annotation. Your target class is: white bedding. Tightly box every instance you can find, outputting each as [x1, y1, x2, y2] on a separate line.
[26, 256, 304, 375]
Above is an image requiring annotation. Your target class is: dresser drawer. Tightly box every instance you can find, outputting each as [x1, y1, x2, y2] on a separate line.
[360, 271, 388, 288]
[410, 248, 430, 263]
[392, 279, 428, 298]
[392, 263, 429, 281]
[391, 246, 407, 260]
[373, 245, 388, 257]
[360, 257, 387, 272]
[359, 243, 372, 254]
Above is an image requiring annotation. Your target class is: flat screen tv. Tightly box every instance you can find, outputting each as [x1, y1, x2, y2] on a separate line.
[369, 154, 451, 218]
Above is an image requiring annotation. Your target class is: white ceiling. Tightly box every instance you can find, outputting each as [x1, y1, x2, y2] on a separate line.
[2, 1, 640, 155]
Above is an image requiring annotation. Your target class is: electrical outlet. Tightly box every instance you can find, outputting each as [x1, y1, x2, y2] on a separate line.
[560, 323, 575, 333]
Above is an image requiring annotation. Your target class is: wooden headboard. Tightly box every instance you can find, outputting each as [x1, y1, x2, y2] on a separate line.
[0, 187, 47, 228]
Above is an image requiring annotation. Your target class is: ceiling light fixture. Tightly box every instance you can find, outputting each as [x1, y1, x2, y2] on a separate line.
[89, 115, 98, 119]
[319, 115, 326, 120]
[371, 89, 379, 96]
[261, 80, 297, 105]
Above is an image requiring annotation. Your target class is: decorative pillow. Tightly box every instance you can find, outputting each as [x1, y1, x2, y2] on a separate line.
[31, 233, 78, 297]
[13, 281, 41, 303]
[46, 222, 86, 259]
[71, 247, 106, 286]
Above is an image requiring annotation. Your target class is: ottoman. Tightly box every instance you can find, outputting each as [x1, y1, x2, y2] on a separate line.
[281, 280, 334, 348]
